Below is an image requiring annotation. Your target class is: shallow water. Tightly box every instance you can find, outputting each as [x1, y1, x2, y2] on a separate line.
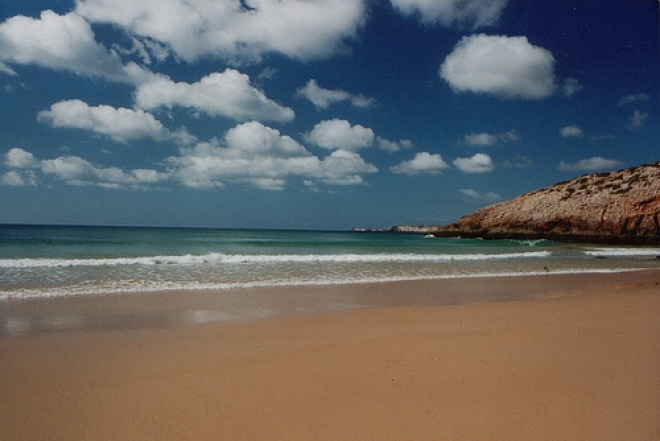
[1, 224, 658, 300]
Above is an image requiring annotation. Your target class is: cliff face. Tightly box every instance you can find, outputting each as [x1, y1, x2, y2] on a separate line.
[431, 162, 660, 244]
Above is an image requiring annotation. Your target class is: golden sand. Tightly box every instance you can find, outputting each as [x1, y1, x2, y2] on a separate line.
[1, 272, 659, 440]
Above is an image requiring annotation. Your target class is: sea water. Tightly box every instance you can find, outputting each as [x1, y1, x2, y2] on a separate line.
[1, 224, 658, 301]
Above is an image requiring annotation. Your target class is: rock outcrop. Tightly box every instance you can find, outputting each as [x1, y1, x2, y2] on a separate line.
[429, 162, 660, 244]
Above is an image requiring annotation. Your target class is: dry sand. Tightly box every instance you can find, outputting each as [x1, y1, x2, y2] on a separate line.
[1, 271, 660, 440]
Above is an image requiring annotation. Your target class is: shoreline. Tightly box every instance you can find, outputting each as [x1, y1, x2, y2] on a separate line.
[1, 271, 659, 439]
[2, 269, 659, 336]
[3, 265, 657, 302]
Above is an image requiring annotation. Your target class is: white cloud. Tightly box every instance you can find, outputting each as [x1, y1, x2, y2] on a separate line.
[224, 121, 309, 158]
[390, 152, 449, 175]
[464, 133, 497, 147]
[5, 147, 36, 168]
[38, 100, 172, 143]
[562, 78, 582, 97]
[453, 153, 494, 173]
[377, 137, 414, 152]
[1, 170, 37, 186]
[76, 0, 366, 63]
[560, 125, 583, 137]
[617, 93, 650, 107]
[1, 170, 24, 186]
[459, 188, 501, 203]
[313, 149, 379, 186]
[463, 129, 519, 146]
[2, 148, 166, 189]
[113, 37, 169, 66]
[390, 0, 508, 28]
[297, 80, 350, 109]
[558, 157, 624, 172]
[0, 10, 149, 83]
[39, 155, 166, 189]
[305, 119, 375, 151]
[0, 62, 16, 76]
[627, 110, 649, 130]
[167, 121, 378, 190]
[440, 34, 556, 99]
[257, 67, 278, 82]
[135, 69, 294, 123]
[297, 79, 375, 110]
[350, 94, 378, 109]
[2, 121, 380, 190]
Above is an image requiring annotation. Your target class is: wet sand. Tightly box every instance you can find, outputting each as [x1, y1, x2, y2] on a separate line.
[1, 271, 660, 440]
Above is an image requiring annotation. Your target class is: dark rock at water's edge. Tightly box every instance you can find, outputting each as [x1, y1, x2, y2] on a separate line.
[355, 162, 660, 245]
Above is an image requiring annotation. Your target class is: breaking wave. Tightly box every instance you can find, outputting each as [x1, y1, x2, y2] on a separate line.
[585, 248, 660, 258]
[0, 251, 553, 269]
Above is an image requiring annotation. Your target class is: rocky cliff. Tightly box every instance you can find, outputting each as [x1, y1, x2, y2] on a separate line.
[428, 162, 660, 244]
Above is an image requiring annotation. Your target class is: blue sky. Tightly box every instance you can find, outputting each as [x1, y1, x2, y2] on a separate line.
[1, 0, 658, 229]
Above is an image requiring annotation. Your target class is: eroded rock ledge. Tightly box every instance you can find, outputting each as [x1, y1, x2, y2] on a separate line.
[359, 162, 660, 245]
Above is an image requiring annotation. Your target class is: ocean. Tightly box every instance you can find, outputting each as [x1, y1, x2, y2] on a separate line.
[1, 224, 658, 301]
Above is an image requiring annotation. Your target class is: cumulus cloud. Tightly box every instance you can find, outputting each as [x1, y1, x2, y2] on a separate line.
[440, 34, 556, 99]
[135, 69, 294, 123]
[558, 157, 624, 172]
[463, 129, 519, 146]
[313, 149, 379, 186]
[38, 100, 174, 143]
[390, 152, 449, 175]
[453, 153, 494, 173]
[627, 110, 649, 130]
[459, 188, 501, 203]
[377, 137, 414, 152]
[390, 0, 508, 28]
[224, 121, 309, 158]
[2, 148, 166, 189]
[167, 121, 378, 190]
[297, 79, 375, 110]
[1, 170, 37, 186]
[40, 155, 165, 189]
[5, 147, 36, 168]
[0, 10, 150, 83]
[2, 120, 380, 190]
[617, 93, 650, 107]
[560, 125, 583, 137]
[305, 119, 375, 151]
[76, 0, 366, 63]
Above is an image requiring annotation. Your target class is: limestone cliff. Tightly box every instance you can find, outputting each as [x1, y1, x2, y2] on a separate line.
[429, 162, 660, 244]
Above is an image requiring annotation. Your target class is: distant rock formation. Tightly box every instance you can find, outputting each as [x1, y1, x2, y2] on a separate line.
[361, 162, 660, 245]
[431, 162, 660, 244]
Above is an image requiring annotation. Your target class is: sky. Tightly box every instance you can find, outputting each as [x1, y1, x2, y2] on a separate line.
[0, 0, 658, 230]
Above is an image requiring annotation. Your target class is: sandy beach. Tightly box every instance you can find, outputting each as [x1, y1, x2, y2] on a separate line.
[1, 271, 659, 440]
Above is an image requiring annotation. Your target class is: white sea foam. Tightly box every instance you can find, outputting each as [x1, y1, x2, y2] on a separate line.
[0, 251, 553, 269]
[585, 248, 660, 258]
[3, 227, 656, 303]
[0, 267, 648, 301]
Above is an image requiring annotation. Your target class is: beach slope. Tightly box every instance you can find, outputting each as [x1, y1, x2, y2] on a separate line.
[1, 274, 659, 440]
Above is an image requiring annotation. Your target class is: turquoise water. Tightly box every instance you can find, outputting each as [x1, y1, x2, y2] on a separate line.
[1, 224, 658, 300]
